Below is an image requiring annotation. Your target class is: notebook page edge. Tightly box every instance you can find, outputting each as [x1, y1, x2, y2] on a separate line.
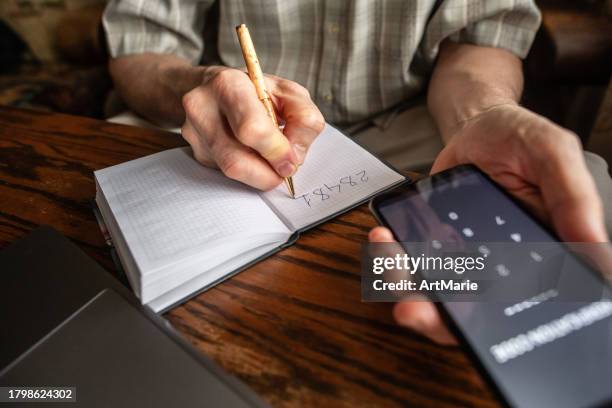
[146, 241, 283, 312]
[95, 182, 143, 298]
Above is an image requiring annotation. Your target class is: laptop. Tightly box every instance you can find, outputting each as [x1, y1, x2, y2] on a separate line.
[0, 227, 267, 408]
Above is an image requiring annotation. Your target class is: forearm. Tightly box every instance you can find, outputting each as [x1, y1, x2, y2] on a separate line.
[427, 41, 524, 142]
[109, 54, 213, 127]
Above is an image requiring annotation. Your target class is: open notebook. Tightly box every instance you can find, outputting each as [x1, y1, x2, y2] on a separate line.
[95, 125, 405, 312]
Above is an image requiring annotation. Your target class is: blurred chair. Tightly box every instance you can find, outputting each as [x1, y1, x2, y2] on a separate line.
[524, 0, 612, 144]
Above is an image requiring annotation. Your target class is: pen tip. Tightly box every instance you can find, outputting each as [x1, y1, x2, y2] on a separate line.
[286, 177, 295, 198]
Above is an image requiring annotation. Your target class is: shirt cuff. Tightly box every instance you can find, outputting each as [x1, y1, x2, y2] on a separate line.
[102, 3, 204, 64]
[448, 4, 542, 59]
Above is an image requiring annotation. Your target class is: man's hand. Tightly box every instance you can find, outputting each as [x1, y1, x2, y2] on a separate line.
[370, 103, 608, 344]
[181, 67, 325, 190]
[434, 103, 607, 242]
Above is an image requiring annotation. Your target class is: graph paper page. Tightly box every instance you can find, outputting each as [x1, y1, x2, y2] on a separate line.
[95, 147, 290, 274]
[262, 125, 405, 230]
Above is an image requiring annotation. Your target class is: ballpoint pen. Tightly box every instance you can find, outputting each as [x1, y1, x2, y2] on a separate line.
[236, 23, 295, 198]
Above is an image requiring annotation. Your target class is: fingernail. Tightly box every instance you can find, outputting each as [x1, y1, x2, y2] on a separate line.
[277, 161, 296, 177]
[292, 143, 307, 164]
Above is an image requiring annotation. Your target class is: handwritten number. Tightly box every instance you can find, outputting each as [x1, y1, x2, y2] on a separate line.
[340, 176, 357, 186]
[297, 170, 369, 208]
[355, 170, 368, 182]
[325, 183, 341, 193]
[312, 187, 330, 201]
[296, 193, 311, 207]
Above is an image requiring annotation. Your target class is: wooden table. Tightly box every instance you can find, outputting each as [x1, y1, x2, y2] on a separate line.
[0, 106, 498, 407]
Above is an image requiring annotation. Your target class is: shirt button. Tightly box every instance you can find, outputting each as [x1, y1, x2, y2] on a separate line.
[328, 23, 339, 34]
[324, 93, 333, 103]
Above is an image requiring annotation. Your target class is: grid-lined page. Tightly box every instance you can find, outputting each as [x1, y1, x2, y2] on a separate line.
[95, 147, 290, 274]
[262, 125, 405, 230]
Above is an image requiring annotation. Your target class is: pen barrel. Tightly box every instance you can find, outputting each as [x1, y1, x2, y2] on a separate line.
[261, 98, 279, 128]
[236, 23, 294, 198]
[236, 25, 270, 102]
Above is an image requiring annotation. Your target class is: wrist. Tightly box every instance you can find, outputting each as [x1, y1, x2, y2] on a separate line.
[158, 63, 208, 99]
[430, 95, 519, 142]
[428, 42, 524, 142]
[157, 63, 222, 124]
[198, 65, 232, 86]
[451, 99, 519, 136]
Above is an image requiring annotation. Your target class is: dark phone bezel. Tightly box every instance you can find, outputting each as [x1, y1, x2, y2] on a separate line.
[368, 163, 612, 408]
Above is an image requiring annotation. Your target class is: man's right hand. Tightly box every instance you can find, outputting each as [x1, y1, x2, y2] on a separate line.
[181, 66, 325, 190]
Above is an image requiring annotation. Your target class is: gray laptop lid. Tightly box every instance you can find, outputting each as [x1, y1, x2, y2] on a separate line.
[0, 288, 265, 408]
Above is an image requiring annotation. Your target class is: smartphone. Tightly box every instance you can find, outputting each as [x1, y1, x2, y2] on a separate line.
[369, 164, 612, 408]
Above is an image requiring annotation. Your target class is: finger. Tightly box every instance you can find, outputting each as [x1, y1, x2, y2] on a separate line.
[270, 78, 325, 164]
[187, 108, 283, 190]
[213, 123, 283, 190]
[213, 70, 298, 177]
[393, 301, 458, 345]
[371, 226, 459, 344]
[533, 133, 608, 242]
[368, 227, 396, 242]
[566, 242, 612, 282]
[430, 142, 459, 175]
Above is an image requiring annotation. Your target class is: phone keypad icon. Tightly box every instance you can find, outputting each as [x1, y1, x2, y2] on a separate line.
[478, 245, 491, 256]
[530, 251, 543, 262]
[496, 264, 511, 277]
[462, 227, 474, 238]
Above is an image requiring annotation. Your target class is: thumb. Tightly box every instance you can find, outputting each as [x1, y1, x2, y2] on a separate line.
[537, 148, 608, 242]
[430, 143, 459, 175]
[548, 194, 607, 242]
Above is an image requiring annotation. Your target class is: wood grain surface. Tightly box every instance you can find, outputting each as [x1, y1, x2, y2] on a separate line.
[0, 106, 499, 407]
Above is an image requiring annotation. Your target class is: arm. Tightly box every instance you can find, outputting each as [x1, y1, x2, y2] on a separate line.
[109, 54, 207, 127]
[427, 41, 523, 142]
[427, 40, 606, 243]
[370, 41, 608, 345]
[104, 0, 325, 190]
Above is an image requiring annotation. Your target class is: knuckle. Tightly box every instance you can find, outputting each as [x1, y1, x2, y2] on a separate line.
[193, 150, 212, 167]
[205, 132, 221, 152]
[299, 110, 325, 134]
[236, 119, 270, 146]
[218, 151, 247, 181]
[181, 90, 199, 116]
[528, 124, 583, 169]
[210, 69, 244, 97]
[279, 79, 310, 97]
[541, 128, 580, 155]
[559, 130, 581, 149]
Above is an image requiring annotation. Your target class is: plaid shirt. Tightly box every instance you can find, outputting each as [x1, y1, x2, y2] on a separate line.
[103, 0, 541, 125]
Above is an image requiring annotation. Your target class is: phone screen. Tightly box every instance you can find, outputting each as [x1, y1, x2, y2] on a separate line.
[373, 165, 612, 408]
